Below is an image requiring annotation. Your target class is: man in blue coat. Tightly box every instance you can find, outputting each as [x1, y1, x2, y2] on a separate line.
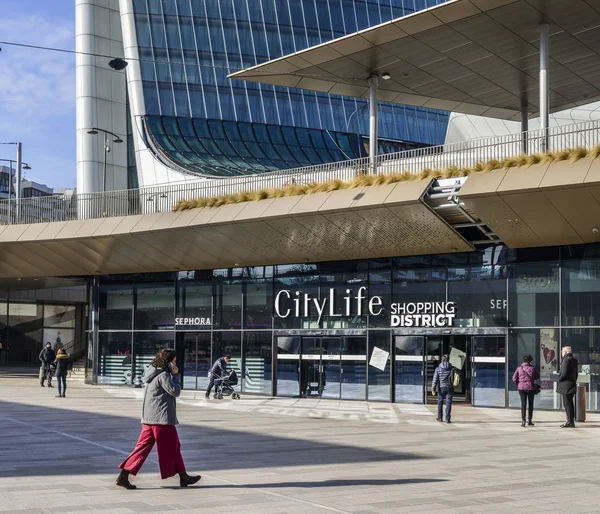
[432, 355, 458, 424]
[205, 353, 231, 399]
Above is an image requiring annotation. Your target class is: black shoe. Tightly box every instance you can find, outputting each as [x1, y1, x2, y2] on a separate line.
[48, 384, 54, 388]
[179, 472, 201, 487]
[528, 421, 534, 426]
[436, 418, 442, 422]
[521, 421, 526, 427]
[116, 470, 137, 490]
[62, 394, 66, 398]
[446, 420, 451, 424]
[56, 394, 62, 398]
[560, 423, 575, 428]
[40, 383, 44, 387]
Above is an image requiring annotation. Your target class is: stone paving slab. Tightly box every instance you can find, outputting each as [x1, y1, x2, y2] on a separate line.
[1, 375, 600, 513]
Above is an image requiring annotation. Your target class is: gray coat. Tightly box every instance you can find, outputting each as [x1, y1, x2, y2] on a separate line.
[141, 365, 181, 425]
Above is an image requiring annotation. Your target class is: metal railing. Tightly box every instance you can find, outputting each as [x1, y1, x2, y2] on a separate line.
[1, 120, 599, 226]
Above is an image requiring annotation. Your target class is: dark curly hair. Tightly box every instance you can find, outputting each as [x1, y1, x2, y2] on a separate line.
[151, 348, 177, 370]
[522, 354, 533, 363]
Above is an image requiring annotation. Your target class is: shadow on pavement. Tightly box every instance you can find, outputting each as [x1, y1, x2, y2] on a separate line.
[158, 478, 447, 490]
[0, 398, 434, 478]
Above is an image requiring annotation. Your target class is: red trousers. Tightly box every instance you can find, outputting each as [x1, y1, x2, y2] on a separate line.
[119, 424, 186, 479]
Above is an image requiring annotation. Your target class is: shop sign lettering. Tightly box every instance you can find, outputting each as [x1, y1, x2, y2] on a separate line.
[274, 288, 456, 328]
[390, 302, 456, 327]
[175, 317, 211, 326]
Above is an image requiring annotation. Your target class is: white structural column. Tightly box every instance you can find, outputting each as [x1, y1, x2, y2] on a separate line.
[539, 23, 550, 151]
[368, 75, 379, 173]
[76, 0, 128, 194]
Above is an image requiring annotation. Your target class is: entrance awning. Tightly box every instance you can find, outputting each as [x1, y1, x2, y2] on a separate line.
[229, 0, 600, 121]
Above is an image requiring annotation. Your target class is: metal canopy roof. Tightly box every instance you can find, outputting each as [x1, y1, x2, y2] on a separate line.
[229, 0, 600, 121]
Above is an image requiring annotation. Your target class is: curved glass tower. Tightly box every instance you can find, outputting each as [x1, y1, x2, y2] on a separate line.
[76, 0, 450, 191]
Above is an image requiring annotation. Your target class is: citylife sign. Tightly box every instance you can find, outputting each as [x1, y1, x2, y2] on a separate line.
[274, 287, 456, 328]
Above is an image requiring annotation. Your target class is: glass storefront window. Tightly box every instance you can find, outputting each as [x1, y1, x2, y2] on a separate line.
[276, 335, 300, 396]
[8, 303, 42, 365]
[178, 331, 211, 390]
[97, 332, 133, 385]
[562, 328, 600, 411]
[243, 332, 272, 394]
[214, 269, 243, 329]
[341, 336, 367, 400]
[395, 335, 424, 403]
[448, 249, 508, 328]
[368, 259, 391, 329]
[393, 256, 446, 307]
[509, 261, 559, 327]
[177, 281, 213, 328]
[471, 336, 506, 407]
[562, 258, 600, 326]
[132, 332, 175, 384]
[508, 329, 559, 410]
[99, 276, 133, 330]
[134, 276, 176, 330]
[244, 281, 272, 329]
[212, 331, 242, 381]
[367, 331, 390, 401]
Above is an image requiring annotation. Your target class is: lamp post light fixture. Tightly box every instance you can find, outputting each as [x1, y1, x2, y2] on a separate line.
[86, 128, 124, 195]
[0, 159, 31, 198]
[86, 128, 123, 217]
[0, 142, 25, 202]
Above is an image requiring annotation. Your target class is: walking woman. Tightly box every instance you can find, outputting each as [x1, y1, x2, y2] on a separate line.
[53, 348, 70, 398]
[512, 354, 540, 427]
[116, 348, 201, 489]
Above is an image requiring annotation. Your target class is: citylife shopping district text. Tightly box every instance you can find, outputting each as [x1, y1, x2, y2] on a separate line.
[275, 287, 456, 328]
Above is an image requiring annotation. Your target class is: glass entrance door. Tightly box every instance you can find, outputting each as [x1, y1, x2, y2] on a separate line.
[276, 335, 366, 399]
[425, 335, 471, 404]
[472, 335, 506, 407]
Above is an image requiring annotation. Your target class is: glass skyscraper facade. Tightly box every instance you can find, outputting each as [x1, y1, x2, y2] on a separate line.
[132, 0, 450, 176]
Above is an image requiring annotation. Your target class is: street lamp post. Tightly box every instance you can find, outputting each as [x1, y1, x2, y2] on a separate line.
[0, 159, 31, 198]
[86, 128, 123, 216]
[0, 142, 28, 222]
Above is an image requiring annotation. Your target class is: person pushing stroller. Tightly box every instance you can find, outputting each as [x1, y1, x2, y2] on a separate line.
[205, 353, 231, 399]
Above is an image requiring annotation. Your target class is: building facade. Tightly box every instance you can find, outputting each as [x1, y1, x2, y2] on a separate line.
[89, 242, 600, 412]
[76, 0, 450, 192]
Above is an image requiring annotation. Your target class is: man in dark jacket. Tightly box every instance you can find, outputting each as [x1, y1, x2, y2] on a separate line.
[39, 342, 56, 388]
[557, 346, 579, 428]
[205, 353, 231, 399]
[432, 355, 458, 424]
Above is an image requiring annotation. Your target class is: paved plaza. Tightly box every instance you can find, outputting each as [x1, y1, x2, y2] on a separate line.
[1, 374, 599, 513]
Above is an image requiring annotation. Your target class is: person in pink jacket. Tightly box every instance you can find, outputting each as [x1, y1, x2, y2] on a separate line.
[512, 354, 540, 427]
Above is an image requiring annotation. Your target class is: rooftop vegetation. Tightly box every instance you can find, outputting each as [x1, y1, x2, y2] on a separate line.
[174, 146, 599, 212]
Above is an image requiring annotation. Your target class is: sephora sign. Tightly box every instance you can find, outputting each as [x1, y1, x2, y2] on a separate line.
[274, 287, 456, 328]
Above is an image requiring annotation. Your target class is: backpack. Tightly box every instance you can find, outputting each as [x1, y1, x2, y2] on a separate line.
[451, 368, 461, 388]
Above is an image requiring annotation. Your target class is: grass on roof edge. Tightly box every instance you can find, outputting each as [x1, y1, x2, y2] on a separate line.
[173, 145, 599, 212]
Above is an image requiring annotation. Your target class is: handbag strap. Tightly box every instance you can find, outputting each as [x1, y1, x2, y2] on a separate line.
[520, 365, 537, 385]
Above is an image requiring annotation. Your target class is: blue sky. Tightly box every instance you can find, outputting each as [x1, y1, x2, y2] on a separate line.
[0, 0, 76, 188]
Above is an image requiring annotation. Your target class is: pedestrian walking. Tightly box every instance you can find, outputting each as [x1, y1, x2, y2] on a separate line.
[116, 348, 200, 490]
[432, 355, 458, 424]
[512, 354, 540, 427]
[39, 342, 56, 388]
[205, 353, 231, 399]
[557, 346, 579, 428]
[53, 348, 71, 398]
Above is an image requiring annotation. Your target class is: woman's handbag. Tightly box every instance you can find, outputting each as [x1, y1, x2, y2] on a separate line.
[521, 366, 541, 395]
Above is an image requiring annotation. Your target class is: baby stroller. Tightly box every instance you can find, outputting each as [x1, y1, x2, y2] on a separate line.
[213, 369, 241, 400]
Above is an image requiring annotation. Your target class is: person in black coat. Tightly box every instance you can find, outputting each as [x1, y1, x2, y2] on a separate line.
[204, 353, 231, 399]
[53, 348, 71, 398]
[39, 342, 56, 388]
[557, 346, 579, 428]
